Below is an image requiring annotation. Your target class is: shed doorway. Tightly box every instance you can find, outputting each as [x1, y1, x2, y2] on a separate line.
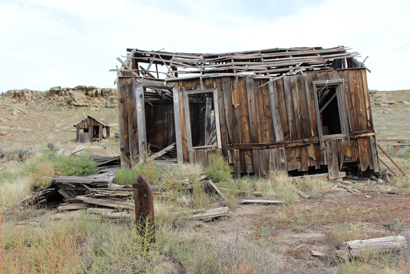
[92, 126, 100, 140]
[318, 86, 342, 135]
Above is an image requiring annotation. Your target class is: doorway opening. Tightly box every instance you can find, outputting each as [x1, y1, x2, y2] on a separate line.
[318, 86, 342, 135]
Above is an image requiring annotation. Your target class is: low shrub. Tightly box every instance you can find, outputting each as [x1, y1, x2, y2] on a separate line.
[113, 168, 137, 185]
[53, 155, 97, 177]
[134, 161, 163, 183]
[204, 155, 232, 182]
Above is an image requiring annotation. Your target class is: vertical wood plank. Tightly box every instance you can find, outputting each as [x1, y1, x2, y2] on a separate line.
[216, 78, 229, 158]
[127, 78, 139, 166]
[305, 72, 319, 137]
[296, 75, 311, 138]
[276, 79, 289, 141]
[172, 84, 184, 163]
[369, 136, 380, 172]
[231, 78, 244, 144]
[361, 69, 373, 129]
[290, 76, 302, 139]
[268, 82, 284, 141]
[252, 150, 261, 177]
[297, 146, 309, 172]
[234, 149, 241, 178]
[357, 137, 369, 171]
[259, 149, 270, 177]
[179, 83, 189, 162]
[135, 82, 147, 161]
[213, 86, 222, 150]
[246, 77, 259, 144]
[117, 78, 131, 168]
[222, 77, 235, 144]
[204, 97, 212, 145]
[284, 76, 296, 140]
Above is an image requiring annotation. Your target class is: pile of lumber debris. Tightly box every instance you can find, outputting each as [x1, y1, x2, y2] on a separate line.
[20, 172, 135, 219]
[89, 155, 121, 174]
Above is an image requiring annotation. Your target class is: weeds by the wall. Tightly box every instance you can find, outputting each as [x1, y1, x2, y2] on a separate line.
[134, 161, 163, 183]
[205, 155, 232, 182]
[113, 168, 137, 185]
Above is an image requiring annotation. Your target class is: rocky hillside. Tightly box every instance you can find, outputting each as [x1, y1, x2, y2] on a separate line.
[2, 85, 117, 108]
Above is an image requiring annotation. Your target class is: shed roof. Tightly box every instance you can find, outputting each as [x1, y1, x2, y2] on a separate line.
[74, 116, 110, 127]
[114, 46, 361, 80]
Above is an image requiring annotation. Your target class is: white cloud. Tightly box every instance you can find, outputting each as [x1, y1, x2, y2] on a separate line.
[0, 0, 409, 91]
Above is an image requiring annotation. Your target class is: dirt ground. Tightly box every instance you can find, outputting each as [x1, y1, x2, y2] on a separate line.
[1, 90, 410, 273]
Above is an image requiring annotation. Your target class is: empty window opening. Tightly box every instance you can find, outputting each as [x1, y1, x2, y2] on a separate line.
[188, 92, 217, 147]
[83, 128, 89, 133]
[93, 126, 100, 139]
[318, 86, 341, 135]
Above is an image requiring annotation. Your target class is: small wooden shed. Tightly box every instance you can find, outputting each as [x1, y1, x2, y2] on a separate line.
[114, 46, 379, 179]
[74, 116, 110, 143]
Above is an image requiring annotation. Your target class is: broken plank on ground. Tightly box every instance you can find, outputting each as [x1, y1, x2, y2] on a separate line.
[76, 196, 134, 210]
[58, 203, 93, 211]
[86, 208, 131, 219]
[240, 199, 284, 205]
[190, 206, 229, 220]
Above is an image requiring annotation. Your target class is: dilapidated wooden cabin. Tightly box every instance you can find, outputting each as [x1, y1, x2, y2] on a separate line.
[114, 46, 379, 179]
[74, 116, 110, 143]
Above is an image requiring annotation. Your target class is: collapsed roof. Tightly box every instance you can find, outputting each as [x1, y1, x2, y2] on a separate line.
[114, 46, 364, 81]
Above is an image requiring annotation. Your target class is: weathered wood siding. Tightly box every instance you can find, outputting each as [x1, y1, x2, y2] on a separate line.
[176, 68, 378, 176]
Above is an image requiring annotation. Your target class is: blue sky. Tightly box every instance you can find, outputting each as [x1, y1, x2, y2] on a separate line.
[0, 0, 409, 91]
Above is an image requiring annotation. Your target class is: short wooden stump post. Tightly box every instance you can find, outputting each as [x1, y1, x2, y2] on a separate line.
[132, 174, 155, 242]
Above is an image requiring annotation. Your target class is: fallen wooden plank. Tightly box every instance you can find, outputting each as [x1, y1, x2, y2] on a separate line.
[219, 187, 263, 196]
[206, 180, 228, 201]
[76, 196, 134, 210]
[58, 189, 77, 199]
[41, 177, 110, 184]
[190, 206, 229, 220]
[58, 203, 93, 211]
[337, 236, 407, 259]
[377, 144, 406, 176]
[148, 142, 176, 162]
[311, 250, 326, 257]
[292, 173, 328, 179]
[86, 208, 131, 219]
[240, 199, 284, 205]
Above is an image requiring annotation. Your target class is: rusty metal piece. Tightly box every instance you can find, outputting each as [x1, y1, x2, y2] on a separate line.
[132, 174, 155, 242]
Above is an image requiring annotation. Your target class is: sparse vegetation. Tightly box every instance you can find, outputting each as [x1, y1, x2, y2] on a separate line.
[205, 155, 232, 182]
[1, 90, 410, 273]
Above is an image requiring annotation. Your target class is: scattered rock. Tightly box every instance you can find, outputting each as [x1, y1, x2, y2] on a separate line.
[311, 250, 326, 257]
[396, 181, 404, 188]
[377, 179, 384, 184]
[370, 181, 377, 185]
[12, 110, 19, 116]
[370, 175, 377, 180]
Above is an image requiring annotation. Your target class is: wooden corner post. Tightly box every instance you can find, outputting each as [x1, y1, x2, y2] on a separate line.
[132, 174, 155, 242]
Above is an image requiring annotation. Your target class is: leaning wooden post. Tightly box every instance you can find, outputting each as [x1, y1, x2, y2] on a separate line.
[132, 174, 155, 242]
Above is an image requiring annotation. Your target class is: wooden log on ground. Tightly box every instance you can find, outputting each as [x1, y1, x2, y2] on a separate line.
[76, 196, 134, 210]
[190, 206, 230, 220]
[86, 208, 131, 219]
[240, 199, 284, 205]
[206, 180, 228, 201]
[337, 236, 407, 259]
[58, 203, 93, 211]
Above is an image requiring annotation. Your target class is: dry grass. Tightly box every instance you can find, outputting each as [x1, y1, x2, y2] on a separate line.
[262, 195, 410, 227]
